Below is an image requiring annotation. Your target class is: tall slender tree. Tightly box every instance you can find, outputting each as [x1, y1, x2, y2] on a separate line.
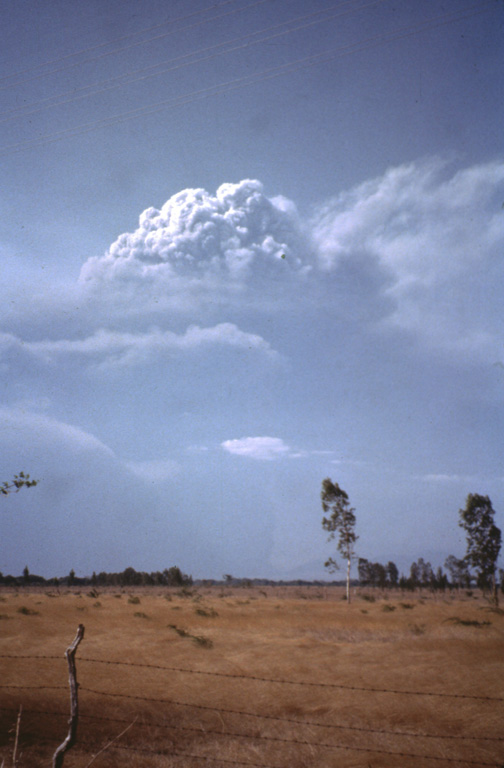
[321, 478, 358, 603]
[459, 493, 501, 604]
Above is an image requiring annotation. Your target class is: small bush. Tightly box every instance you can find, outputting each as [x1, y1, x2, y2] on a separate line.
[134, 612, 149, 619]
[410, 623, 426, 635]
[192, 634, 213, 648]
[400, 602, 415, 610]
[168, 624, 213, 648]
[195, 607, 218, 617]
[93, 601, 102, 608]
[446, 617, 491, 628]
[0, 614, 10, 620]
[128, 596, 141, 605]
[382, 604, 396, 612]
[17, 606, 39, 615]
[88, 589, 99, 598]
[361, 594, 376, 603]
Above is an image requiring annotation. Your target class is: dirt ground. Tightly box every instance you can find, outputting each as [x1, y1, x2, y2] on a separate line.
[0, 585, 503, 767]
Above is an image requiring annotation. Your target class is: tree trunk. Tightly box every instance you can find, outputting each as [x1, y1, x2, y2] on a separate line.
[346, 557, 351, 604]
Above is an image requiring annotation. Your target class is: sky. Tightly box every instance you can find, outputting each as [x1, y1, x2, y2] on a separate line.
[0, 0, 503, 581]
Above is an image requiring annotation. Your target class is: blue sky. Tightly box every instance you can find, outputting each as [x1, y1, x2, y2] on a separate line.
[0, 0, 503, 580]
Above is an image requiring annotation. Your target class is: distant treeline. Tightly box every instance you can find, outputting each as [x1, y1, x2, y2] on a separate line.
[1, 558, 501, 591]
[0, 565, 193, 588]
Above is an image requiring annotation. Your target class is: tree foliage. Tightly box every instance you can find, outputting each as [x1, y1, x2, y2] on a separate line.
[1, 472, 38, 496]
[459, 494, 501, 594]
[444, 554, 471, 589]
[358, 558, 399, 589]
[321, 478, 358, 602]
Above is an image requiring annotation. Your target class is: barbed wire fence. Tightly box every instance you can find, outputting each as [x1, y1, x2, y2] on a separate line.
[0, 628, 503, 767]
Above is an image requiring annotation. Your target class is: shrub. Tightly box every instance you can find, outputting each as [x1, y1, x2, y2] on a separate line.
[361, 594, 376, 603]
[446, 617, 491, 628]
[400, 602, 415, 609]
[128, 595, 141, 605]
[382, 604, 396, 612]
[17, 606, 39, 615]
[134, 612, 149, 619]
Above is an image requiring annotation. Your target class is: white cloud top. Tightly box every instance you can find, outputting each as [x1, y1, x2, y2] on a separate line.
[80, 179, 306, 288]
[221, 436, 291, 461]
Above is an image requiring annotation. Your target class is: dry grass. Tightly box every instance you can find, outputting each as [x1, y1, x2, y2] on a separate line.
[0, 586, 503, 767]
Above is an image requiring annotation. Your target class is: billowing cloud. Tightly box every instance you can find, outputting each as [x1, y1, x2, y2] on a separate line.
[1, 323, 276, 369]
[74, 162, 504, 364]
[221, 436, 291, 461]
[311, 158, 504, 359]
[80, 180, 309, 297]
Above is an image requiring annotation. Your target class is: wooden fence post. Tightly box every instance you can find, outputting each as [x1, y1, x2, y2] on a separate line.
[52, 624, 85, 768]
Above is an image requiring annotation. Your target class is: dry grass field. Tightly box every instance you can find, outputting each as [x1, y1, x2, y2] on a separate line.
[0, 586, 503, 767]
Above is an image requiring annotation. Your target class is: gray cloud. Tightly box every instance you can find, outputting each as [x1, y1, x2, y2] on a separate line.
[0, 323, 277, 370]
[311, 158, 504, 359]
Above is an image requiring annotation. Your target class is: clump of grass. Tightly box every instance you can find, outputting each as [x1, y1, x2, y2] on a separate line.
[0, 614, 10, 620]
[400, 602, 415, 609]
[382, 604, 396, 612]
[195, 607, 218, 617]
[128, 595, 141, 605]
[361, 594, 376, 603]
[114, 594, 122, 599]
[169, 623, 189, 637]
[178, 586, 196, 598]
[17, 606, 39, 615]
[409, 623, 426, 635]
[93, 601, 102, 608]
[164, 594, 172, 602]
[192, 634, 213, 648]
[360, 609, 368, 614]
[446, 617, 491, 628]
[76, 606, 87, 612]
[134, 612, 149, 619]
[168, 624, 213, 648]
[88, 589, 99, 598]
[0, 596, 7, 602]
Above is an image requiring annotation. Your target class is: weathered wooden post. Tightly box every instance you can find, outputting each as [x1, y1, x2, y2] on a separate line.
[52, 624, 85, 768]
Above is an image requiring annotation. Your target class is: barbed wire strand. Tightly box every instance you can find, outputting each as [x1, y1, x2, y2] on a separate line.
[2, 710, 501, 767]
[2, 704, 502, 743]
[1, 655, 502, 701]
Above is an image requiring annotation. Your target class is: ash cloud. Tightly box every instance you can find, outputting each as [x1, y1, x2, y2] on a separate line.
[80, 179, 309, 294]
